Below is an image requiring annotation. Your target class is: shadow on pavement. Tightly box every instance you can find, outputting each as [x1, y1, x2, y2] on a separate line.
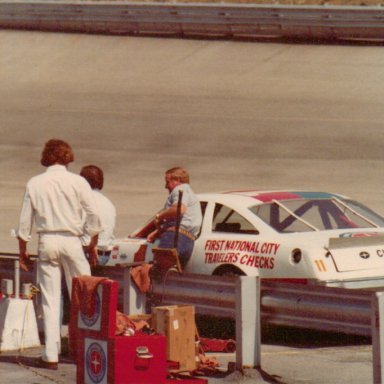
[262, 325, 371, 348]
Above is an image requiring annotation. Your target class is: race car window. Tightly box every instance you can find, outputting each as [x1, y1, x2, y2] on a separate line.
[339, 199, 384, 227]
[251, 198, 382, 233]
[212, 203, 259, 235]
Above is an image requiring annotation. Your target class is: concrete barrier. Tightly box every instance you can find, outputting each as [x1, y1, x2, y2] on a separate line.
[0, 1, 383, 42]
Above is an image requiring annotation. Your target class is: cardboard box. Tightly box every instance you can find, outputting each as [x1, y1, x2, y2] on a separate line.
[152, 305, 196, 372]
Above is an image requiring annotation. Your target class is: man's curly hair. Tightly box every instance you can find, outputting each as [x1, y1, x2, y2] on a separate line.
[40, 139, 74, 167]
[80, 165, 104, 190]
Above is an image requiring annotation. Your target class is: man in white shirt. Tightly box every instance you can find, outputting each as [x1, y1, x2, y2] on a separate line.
[16, 139, 101, 370]
[80, 165, 116, 265]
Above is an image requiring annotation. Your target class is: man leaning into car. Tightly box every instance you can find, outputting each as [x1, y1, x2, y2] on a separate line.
[147, 167, 202, 269]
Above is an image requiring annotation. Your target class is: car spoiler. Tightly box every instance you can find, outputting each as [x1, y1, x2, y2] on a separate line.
[328, 234, 384, 249]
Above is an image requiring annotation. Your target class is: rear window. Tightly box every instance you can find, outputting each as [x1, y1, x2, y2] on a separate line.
[250, 198, 384, 233]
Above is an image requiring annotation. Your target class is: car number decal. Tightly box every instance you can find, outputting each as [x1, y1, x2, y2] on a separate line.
[315, 260, 327, 272]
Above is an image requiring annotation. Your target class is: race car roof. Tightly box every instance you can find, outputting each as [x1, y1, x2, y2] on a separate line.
[222, 190, 346, 203]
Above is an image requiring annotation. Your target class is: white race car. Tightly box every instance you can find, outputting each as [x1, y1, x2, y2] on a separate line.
[107, 190, 384, 289]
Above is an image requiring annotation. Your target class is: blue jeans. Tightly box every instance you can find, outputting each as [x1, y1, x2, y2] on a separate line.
[158, 231, 195, 269]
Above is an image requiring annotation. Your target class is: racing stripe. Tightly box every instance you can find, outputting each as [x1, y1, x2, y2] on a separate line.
[293, 191, 340, 199]
[253, 191, 341, 202]
[253, 192, 301, 202]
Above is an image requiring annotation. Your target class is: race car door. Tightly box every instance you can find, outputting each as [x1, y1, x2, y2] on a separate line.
[187, 201, 259, 274]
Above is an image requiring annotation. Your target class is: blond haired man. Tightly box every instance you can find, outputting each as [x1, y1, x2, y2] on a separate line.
[148, 167, 202, 269]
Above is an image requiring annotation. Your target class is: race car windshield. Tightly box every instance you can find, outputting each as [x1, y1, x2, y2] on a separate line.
[250, 198, 384, 233]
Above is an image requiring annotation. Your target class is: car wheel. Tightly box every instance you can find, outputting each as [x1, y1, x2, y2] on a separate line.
[213, 265, 246, 277]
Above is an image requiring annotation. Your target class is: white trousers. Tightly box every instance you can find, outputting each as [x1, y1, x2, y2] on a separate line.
[37, 233, 91, 362]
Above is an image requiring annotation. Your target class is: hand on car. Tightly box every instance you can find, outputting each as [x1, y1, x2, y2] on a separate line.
[147, 229, 159, 243]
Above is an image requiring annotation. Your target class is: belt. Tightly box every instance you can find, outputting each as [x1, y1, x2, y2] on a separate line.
[83, 247, 111, 257]
[39, 231, 77, 237]
[166, 227, 196, 241]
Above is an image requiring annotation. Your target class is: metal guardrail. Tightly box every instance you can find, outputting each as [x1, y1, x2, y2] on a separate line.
[92, 265, 376, 337]
[261, 280, 373, 336]
[151, 272, 237, 318]
[0, 253, 375, 336]
[0, 1, 383, 42]
[149, 272, 374, 336]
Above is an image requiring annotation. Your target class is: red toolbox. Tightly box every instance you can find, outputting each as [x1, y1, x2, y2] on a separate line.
[78, 334, 167, 384]
[71, 277, 168, 384]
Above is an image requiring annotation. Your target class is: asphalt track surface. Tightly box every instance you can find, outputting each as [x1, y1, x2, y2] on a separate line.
[0, 30, 383, 383]
[2, 30, 384, 252]
[0, 329, 373, 383]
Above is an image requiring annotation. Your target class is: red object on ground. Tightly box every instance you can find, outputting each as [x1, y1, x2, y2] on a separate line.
[199, 337, 236, 353]
[167, 373, 208, 383]
[167, 379, 208, 383]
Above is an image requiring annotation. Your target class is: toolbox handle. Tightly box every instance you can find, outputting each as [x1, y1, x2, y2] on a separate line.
[136, 346, 154, 359]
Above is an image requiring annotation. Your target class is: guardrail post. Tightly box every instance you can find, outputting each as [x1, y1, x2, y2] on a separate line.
[123, 267, 146, 315]
[235, 275, 261, 370]
[372, 292, 384, 384]
[14, 259, 20, 299]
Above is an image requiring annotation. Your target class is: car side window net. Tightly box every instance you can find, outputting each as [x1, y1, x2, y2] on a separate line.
[251, 198, 383, 233]
[212, 203, 259, 235]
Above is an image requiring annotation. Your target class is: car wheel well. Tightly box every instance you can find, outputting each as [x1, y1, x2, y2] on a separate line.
[212, 265, 246, 277]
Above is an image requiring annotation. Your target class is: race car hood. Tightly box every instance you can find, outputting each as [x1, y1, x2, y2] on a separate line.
[108, 237, 151, 266]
